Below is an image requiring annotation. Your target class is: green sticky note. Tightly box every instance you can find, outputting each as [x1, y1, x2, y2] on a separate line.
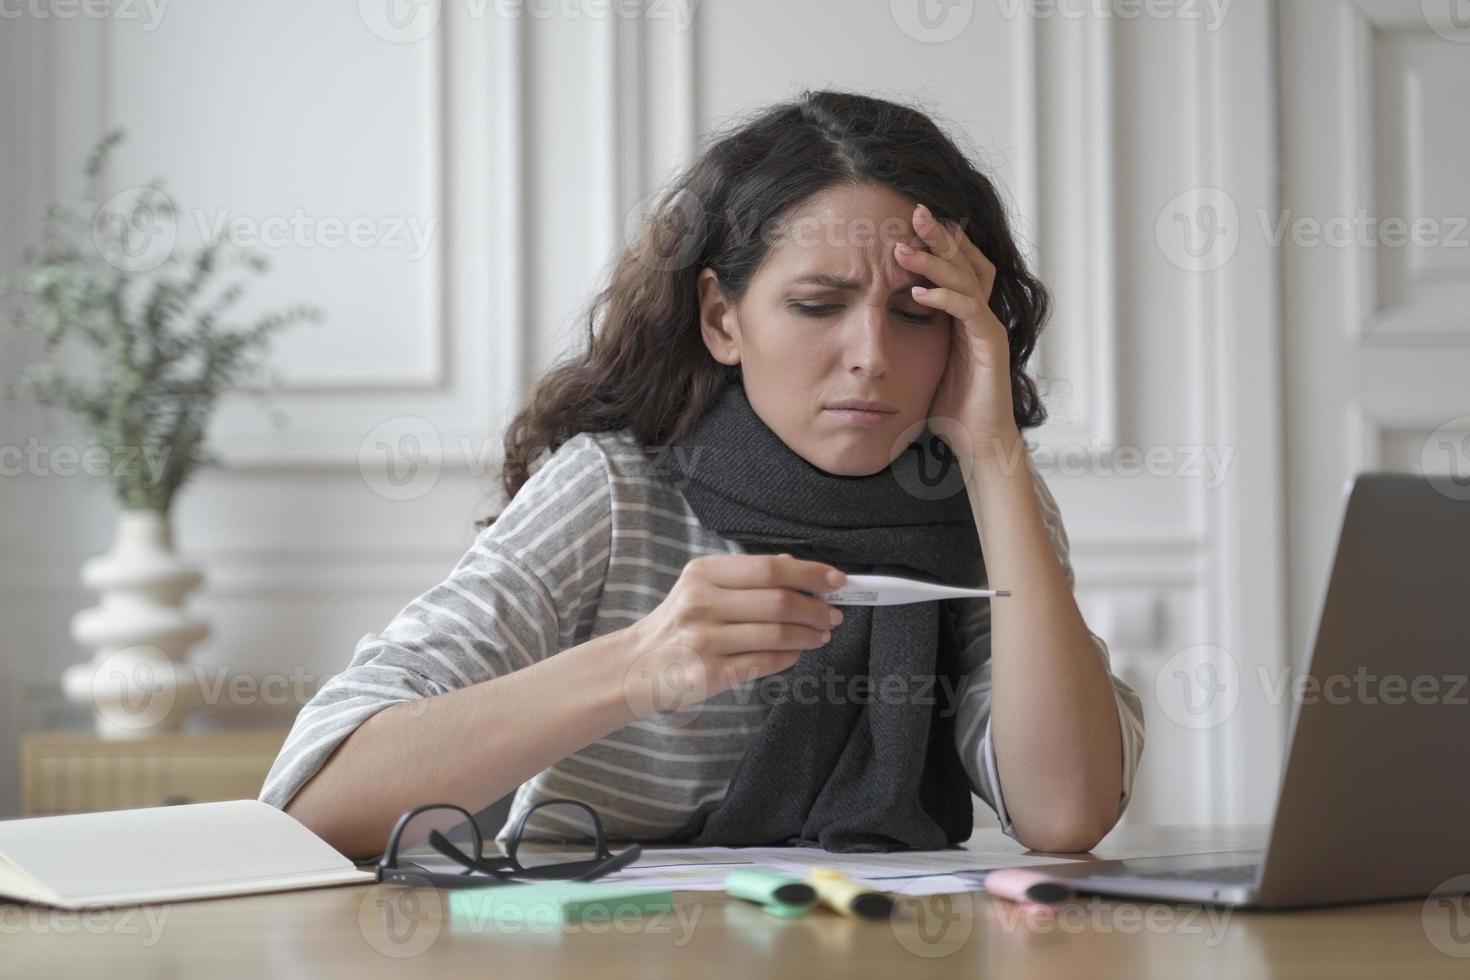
[448, 881, 674, 929]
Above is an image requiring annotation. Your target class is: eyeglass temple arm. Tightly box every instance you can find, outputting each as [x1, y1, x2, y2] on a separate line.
[572, 842, 643, 881]
[425, 829, 517, 876]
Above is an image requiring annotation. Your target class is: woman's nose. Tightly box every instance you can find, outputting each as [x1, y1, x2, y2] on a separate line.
[843, 302, 892, 376]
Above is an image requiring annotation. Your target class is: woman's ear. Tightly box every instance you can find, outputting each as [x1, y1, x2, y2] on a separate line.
[697, 267, 741, 368]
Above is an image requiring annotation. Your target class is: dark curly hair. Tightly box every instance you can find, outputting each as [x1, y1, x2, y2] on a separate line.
[477, 88, 1050, 531]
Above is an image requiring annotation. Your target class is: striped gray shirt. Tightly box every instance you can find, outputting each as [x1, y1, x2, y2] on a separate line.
[259, 428, 1146, 844]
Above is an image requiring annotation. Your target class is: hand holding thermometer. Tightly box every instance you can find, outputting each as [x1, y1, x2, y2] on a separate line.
[813, 572, 1011, 606]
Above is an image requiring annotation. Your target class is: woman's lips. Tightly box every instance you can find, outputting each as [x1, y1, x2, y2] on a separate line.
[823, 408, 895, 428]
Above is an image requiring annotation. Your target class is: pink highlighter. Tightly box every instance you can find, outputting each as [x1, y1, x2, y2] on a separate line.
[980, 868, 1076, 916]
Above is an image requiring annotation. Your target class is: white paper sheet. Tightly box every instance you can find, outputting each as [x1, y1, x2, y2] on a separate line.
[405, 845, 1082, 895]
[674, 846, 1082, 880]
[400, 849, 753, 892]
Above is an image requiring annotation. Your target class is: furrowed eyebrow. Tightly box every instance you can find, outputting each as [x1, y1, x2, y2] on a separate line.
[789, 273, 928, 297]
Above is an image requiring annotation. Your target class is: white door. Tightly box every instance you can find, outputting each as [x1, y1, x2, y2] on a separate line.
[1280, 0, 1470, 668]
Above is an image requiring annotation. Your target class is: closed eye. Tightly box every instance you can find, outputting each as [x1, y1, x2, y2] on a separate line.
[788, 301, 939, 325]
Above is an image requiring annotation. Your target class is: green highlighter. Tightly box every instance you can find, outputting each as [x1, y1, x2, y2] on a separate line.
[724, 869, 819, 918]
[448, 881, 673, 929]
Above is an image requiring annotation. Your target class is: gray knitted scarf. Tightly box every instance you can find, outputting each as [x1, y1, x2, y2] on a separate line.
[656, 380, 984, 852]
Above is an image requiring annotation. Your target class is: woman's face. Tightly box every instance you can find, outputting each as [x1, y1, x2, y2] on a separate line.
[698, 183, 953, 477]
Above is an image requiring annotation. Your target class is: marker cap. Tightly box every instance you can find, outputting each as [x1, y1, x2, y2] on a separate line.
[724, 869, 818, 911]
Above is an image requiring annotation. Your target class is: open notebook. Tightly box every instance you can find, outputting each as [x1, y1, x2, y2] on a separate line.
[0, 799, 373, 909]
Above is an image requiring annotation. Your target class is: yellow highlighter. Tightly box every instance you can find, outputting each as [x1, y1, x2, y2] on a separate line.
[806, 867, 895, 920]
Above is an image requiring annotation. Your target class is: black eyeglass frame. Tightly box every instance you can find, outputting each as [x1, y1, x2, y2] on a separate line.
[375, 799, 642, 889]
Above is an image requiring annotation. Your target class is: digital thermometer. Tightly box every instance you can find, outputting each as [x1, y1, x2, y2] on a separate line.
[814, 573, 1010, 606]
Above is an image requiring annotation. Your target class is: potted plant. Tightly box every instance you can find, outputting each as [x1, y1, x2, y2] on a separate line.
[1, 128, 323, 738]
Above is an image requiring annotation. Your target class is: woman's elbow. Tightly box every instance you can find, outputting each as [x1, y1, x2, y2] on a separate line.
[284, 776, 384, 860]
[1016, 809, 1118, 853]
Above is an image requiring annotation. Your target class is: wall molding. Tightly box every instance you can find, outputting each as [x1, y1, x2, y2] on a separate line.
[1195, 1, 1288, 826]
[162, 10, 519, 469]
[1341, 1, 1470, 347]
[1345, 398, 1469, 476]
[94, 13, 450, 395]
[1026, 11, 1121, 455]
[0, 551, 462, 601]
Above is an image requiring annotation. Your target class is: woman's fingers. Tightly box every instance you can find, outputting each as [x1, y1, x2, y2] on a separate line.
[896, 204, 982, 300]
[896, 203, 998, 304]
[707, 620, 834, 658]
[717, 650, 806, 684]
[676, 553, 844, 659]
[697, 552, 843, 594]
[703, 585, 842, 632]
[894, 237, 972, 295]
[909, 284, 986, 323]
[912, 202, 964, 261]
[943, 218, 998, 299]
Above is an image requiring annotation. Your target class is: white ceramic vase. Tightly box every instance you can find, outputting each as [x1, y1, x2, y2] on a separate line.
[61, 508, 210, 739]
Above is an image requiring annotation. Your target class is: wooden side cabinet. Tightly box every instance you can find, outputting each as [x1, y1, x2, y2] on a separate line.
[20, 730, 289, 816]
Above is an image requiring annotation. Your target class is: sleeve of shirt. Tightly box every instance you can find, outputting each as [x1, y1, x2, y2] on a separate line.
[257, 431, 614, 811]
[949, 457, 1147, 843]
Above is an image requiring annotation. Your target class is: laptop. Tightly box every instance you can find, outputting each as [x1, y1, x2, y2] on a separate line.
[1036, 473, 1470, 909]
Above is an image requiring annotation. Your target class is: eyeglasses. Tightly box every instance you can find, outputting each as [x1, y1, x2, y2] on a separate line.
[376, 799, 642, 889]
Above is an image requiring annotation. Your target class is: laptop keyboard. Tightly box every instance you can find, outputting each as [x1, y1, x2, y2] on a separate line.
[1130, 863, 1260, 883]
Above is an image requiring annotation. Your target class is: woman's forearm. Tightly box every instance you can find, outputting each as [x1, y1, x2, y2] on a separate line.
[960, 428, 1124, 852]
[285, 626, 642, 860]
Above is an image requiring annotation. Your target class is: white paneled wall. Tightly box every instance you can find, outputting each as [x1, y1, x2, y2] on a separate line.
[1282, 0, 1470, 681]
[0, 0, 1286, 827]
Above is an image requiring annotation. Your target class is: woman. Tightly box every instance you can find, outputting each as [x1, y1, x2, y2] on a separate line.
[261, 89, 1146, 860]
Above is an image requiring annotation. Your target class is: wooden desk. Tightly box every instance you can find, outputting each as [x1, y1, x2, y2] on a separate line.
[5, 824, 1466, 978]
[20, 730, 290, 816]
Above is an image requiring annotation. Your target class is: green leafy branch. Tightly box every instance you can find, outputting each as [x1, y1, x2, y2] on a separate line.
[1, 128, 324, 514]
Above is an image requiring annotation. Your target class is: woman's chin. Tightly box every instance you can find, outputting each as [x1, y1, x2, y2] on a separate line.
[805, 442, 896, 478]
